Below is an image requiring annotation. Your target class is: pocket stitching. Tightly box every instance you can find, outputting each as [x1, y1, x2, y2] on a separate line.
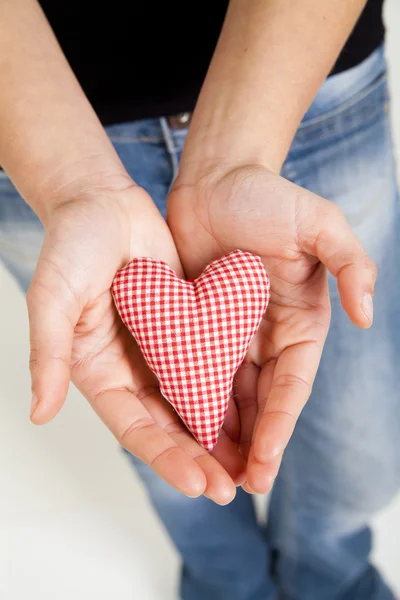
[298, 73, 387, 132]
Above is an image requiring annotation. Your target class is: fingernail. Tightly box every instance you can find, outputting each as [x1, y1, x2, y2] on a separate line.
[234, 473, 247, 487]
[362, 293, 374, 324]
[30, 395, 39, 418]
[242, 482, 256, 495]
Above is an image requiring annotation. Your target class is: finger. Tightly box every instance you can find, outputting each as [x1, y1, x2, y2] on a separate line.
[239, 358, 276, 462]
[91, 387, 208, 499]
[126, 336, 244, 497]
[172, 428, 239, 504]
[246, 452, 283, 495]
[222, 396, 241, 444]
[240, 360, 276, 493]
[211, 429, 247, 486]
[242, 450, 283, 495]
[241, 482, 255, 494]
[27, 254, 80, 424]
[234, 362, 260, 460]
[248, 340, 323, 492]
[299, 196, 377, 328]
[138, 388, 238, 504]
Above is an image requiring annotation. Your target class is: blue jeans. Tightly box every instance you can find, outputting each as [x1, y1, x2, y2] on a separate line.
[0, 45, 399, 600]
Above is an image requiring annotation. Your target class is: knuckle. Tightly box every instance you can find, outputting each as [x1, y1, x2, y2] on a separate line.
[26, 283, 38, 308]
[28, 350, 70, 374]
[149, 445, 181, 468]
[263, 408, 297, 424]
[163, 421, 186, 437]
[272, 372, 310, 392]
[364, 256, 378, 280]
[28, 348, 39, 372]
[135, 385, 161, 402]
[327, 200, 345, 220]
[119, 416, 156, 445]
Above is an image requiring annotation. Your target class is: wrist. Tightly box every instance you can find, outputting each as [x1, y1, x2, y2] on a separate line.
[38, 172, 183, 274]
[178, 0, 365, 185]
[179, 96, 293, 183]
[179, 132, 283, 185]
[177, 126, 283, 194]
[29, 156, 133, 227]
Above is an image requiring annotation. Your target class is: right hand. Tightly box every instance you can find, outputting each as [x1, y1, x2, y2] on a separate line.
[27, 174, 244, 504]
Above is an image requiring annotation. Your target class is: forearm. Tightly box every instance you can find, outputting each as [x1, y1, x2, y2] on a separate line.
[181, 0, 367, 175]
[0, 0, 127, 223]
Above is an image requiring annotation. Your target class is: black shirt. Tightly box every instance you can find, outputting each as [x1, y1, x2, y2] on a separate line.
[39, 1, 385, 126]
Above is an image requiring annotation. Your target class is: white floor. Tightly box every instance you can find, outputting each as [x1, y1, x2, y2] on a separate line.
[1, 4, 400, 599]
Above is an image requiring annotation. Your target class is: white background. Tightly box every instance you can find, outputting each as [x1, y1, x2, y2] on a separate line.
[1, 3, 400, 599]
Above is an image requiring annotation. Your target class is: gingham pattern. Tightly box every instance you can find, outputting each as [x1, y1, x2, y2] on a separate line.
[112, 250, 270, 451]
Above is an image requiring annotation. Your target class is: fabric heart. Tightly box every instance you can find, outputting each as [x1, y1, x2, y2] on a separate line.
[112, 250, 270, 451]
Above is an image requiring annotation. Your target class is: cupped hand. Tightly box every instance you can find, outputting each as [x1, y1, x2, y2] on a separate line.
[168, 164, 376, 494]
[27, 175, 244, 504]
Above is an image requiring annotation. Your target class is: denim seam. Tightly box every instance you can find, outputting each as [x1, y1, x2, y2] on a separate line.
[298, 73, 387, 131]
[160, 117, 179, 181]
[287, 101, 389, 162]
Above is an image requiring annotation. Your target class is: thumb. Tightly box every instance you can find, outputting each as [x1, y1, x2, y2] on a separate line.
[300, 194, 377, 328]
[27, 246, 81, 424]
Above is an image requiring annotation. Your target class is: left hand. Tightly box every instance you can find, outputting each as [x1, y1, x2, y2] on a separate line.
[168, 163, 376, 494]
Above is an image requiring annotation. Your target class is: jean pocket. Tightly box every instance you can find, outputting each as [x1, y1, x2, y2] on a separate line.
[289, 73, 389, 158]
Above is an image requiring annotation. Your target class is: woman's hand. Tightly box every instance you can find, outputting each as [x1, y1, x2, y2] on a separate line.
[168, 163, 376, 493]
[27, 175, 244, 504]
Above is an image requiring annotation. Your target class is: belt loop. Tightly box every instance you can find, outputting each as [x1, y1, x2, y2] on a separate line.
[160, 117, 179, 182]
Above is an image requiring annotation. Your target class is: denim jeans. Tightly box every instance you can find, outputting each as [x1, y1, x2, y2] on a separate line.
[0, 45, 399, 600]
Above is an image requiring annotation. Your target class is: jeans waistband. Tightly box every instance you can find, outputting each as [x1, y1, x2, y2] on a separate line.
[303, 43, 385, 122]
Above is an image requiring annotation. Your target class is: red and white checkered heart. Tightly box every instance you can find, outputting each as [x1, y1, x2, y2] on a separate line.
[112, 250, 270, 451]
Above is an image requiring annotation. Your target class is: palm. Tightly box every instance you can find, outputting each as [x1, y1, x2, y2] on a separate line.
[237, 256, 329, 488]
[168, 165, 373, 492]
[29, 186, 243, 504]
[71, 290, 244, 493]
